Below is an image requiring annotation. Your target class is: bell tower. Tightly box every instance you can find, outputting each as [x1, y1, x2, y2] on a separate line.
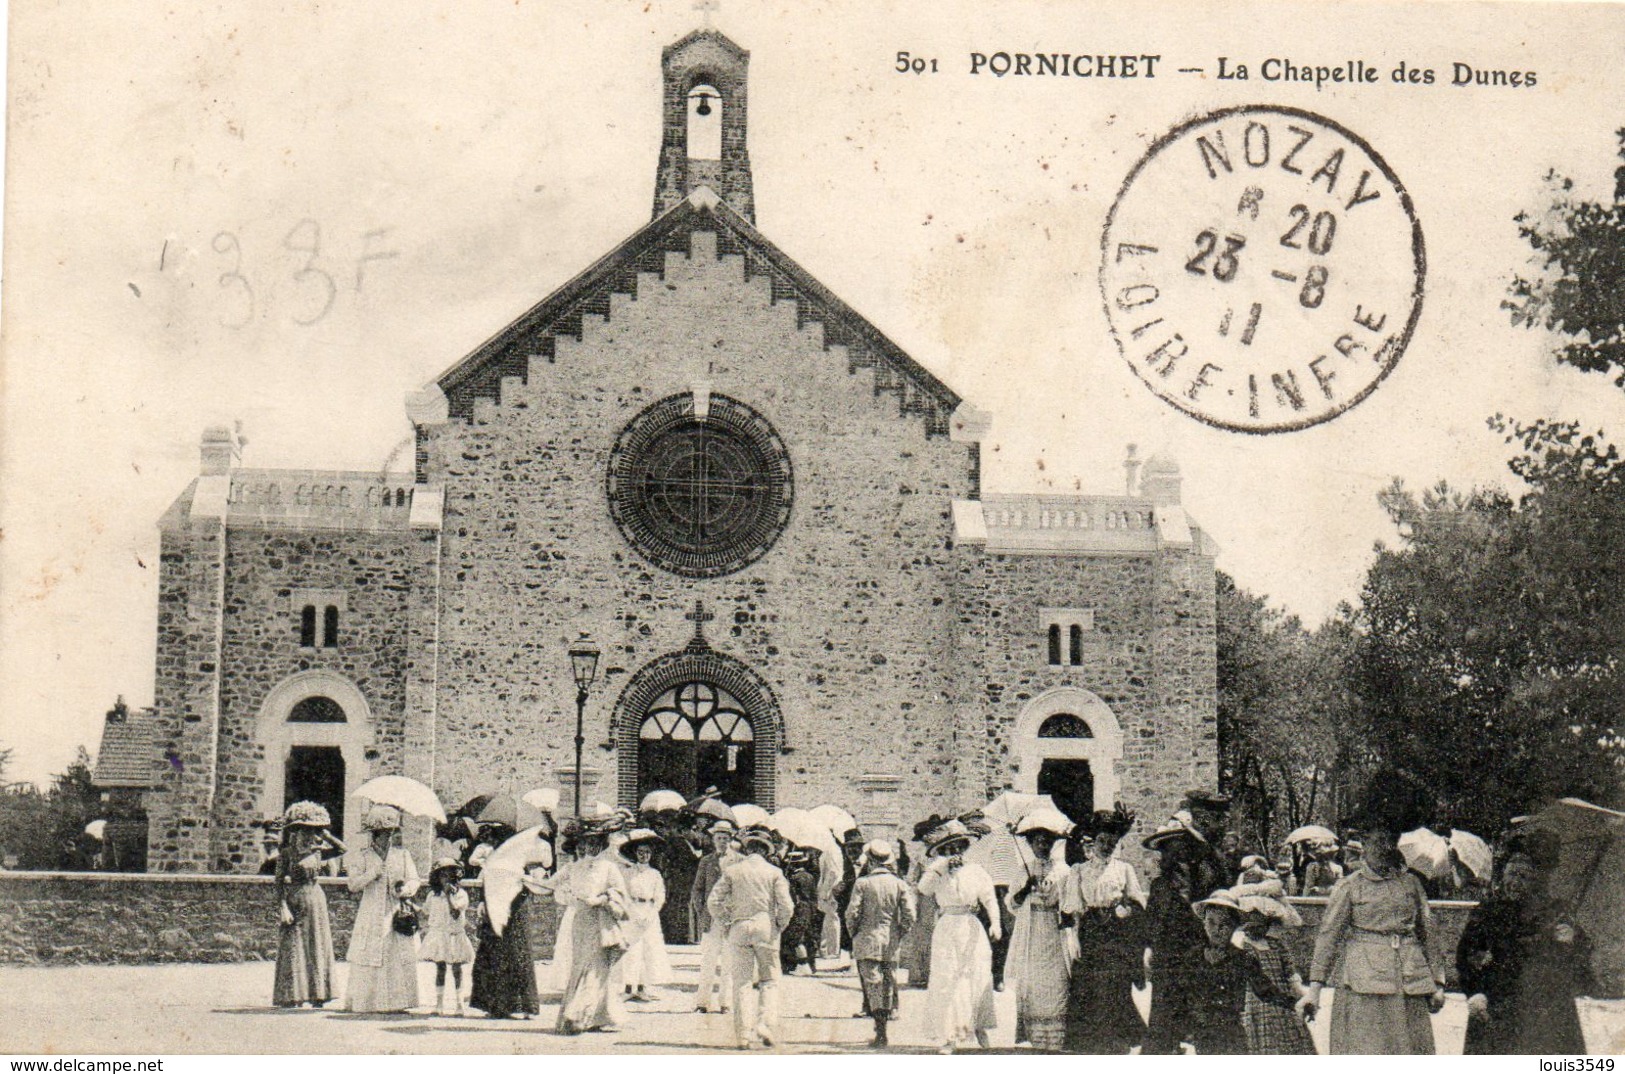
[652, 29, 755, 222]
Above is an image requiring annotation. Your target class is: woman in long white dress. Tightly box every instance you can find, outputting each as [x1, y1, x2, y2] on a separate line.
[550, 820, 633, 1034]
[618, 830, 673, 1001]
[343, 806, 422, 1013]
[1004, 812, 1072, 1050]
[917, 819, 1001, 1054]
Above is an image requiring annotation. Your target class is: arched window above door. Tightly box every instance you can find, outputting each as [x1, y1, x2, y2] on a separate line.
[1038, 712, 1092, 738]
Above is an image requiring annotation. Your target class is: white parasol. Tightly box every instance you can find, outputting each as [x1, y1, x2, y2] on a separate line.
[1283, 824, 1338, 846]
[732, 803, 771, 829]
[639, 789, 686, 813]
[522, 788, 561, 815]
[980, 791, 1057, 829]
[1398, 827, 1452, 880]
[808, 804, 857, 837]
[1521, 798, 1625, 997]
[83, 819, 107, 840]
[483, 823, 556, 937]
[1446, 829, 1493, 880]
[353, 775, 447, 823]
[768, 807, 841, 860]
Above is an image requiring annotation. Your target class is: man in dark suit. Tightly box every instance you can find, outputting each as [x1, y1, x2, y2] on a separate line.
[844, 841, 917, 1047]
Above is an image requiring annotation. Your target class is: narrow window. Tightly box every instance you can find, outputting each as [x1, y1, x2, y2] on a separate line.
[1047, 624, 1062, 666]
[323, 606, 340, 649]
[299, 605, 316, 648]
[1069, 624, 1083, 665]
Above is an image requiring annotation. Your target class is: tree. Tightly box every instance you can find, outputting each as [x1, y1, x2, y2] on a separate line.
[1216, 573, 1367, 853]
[1506, 129, 1625, 388]
[1352, 422, 1624, 834]
[0, 744, 104, 870]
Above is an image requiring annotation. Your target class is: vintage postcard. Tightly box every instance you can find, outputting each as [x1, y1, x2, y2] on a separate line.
[1, 0, 1621, 1059]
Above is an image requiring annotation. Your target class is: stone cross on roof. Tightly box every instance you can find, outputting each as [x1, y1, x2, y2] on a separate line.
[693, 0, 720, 27]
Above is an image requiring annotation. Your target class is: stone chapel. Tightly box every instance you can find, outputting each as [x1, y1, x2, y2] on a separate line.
[125, 28, 1219, 873]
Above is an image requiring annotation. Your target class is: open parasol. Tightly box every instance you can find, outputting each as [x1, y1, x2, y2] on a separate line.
[808, 804, 857, 837]
[1283, 824, 1338, 846]
[522, 788, 561, 815]
[354, 775, 447, 823]
[1399, 827, 1452, 880]
[1446, 828, 1494, 880]
[732, 803, 771, 829]
[1521, 798, 1625, 997]
[768, 807, 839, 856]
[474, 793, 555, 832]
[687, 797, 737, 826]
[981, 791, 1057, 829]
[640, 789, 687, 813]
[83, 819, 107, 841]
[483, 824, 556, 937]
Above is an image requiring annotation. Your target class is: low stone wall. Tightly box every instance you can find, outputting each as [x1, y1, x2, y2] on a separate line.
[1282, 897, 1478, 988]
[0, 872, 561, 966]
[0, 874, 1477, 980]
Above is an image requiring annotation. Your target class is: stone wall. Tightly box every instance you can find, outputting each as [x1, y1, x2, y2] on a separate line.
[0, 872, 560, 967]
[950, 544, 1218, 826]
[416, 228, 977, 826]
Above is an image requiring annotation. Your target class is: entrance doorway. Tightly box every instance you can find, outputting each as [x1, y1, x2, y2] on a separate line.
[284, 745, 346, 838]
[1038, 758, 1094, 826]
[637, 681, 756, 803]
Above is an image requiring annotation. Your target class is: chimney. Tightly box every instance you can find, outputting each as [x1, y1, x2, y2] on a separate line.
[200, 425, 241, 476]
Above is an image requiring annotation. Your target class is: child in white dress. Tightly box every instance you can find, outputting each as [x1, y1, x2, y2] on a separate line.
[420, 858, 475, 1015]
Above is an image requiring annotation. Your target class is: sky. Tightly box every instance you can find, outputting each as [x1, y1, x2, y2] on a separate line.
[2, 0, 1623, 786]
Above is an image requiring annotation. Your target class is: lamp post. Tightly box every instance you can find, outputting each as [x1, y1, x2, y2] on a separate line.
[568, 633, 601, 818]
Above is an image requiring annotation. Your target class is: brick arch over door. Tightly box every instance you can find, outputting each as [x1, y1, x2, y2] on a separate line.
[611, 649, 783, 809]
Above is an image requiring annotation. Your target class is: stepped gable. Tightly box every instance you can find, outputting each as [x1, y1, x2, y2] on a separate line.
[433, 191, 962, 437]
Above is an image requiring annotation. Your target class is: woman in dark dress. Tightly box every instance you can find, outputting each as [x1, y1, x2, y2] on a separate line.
[1061, 807, 1149, 1054]
[468, 823, 541, 1019]
[272, 801, 344, 1008]
[1458, 831, 1594, 1054]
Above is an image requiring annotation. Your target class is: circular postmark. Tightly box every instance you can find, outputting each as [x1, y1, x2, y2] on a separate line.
[1100, 106, 1424, 433]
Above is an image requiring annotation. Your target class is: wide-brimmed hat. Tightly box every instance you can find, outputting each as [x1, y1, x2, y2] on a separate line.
[430, 856, 464, 875]
[618, 828, 664, 859]
[1090, 803, 1137, 840]
[1193, 889, 1243, 914]
[360, 805, 402, 832]
[708, 819, 738, 835]
[922, 818, 975, 857]
[738, 827, 776, 855]
[1231, 879, 1304, 927]
[1142, 812, 1196, 849]
[281, 801, 332, 830]
[841, 828, 867, 848]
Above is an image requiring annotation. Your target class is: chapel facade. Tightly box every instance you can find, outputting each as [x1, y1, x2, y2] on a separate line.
[132, 29, 1219, 874]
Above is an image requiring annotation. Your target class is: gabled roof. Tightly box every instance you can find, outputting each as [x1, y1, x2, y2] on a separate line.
[663, 28, 748, 61]
[434, 190, 963, 437]
[93, 707, 164, 789]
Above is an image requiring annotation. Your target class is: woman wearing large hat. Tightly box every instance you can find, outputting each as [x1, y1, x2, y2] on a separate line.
[1061, 804, 1148, 1053]
[342, 805, 423, 1013]
[271, 801, 344, 1008]
[1299, 770, 1444, 1054]
[916, 818, 1001, 1053]
[1004, 808, 1072, 1050]
[618, 828, 673, 1002]
[551, 812, 634, 1034]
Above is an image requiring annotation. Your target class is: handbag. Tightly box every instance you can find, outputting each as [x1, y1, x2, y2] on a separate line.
[392, 897, 421, 937]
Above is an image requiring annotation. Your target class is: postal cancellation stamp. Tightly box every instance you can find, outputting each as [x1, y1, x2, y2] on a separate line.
[1100, 105, 1425, 433]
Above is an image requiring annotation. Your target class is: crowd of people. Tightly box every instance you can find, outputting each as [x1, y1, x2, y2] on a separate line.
[261, 775, 1598, 1054]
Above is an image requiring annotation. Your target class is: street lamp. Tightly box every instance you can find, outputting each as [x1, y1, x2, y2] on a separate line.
[568, 633, 601, 817]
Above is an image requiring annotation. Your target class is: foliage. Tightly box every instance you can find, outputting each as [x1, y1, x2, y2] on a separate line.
[0, 745, 103, 870]
[1215, 573, 1367, 854]
[1351, 420, 1624, 834]
[1505, 129, 1625, 389]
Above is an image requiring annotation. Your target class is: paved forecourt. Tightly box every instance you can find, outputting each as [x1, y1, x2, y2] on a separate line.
[0, 947, 1467, 1055]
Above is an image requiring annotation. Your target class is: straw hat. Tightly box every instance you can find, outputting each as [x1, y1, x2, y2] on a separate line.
[739, 828, 776, 855]
[1192, 889, 1243, 913]
[618, 828, 664, 859]
[862, 840, 895, 865]
[922, 818, 975, 857]
[281, 801, 332, 829]
[1015, 808, 1072, 836]
[360, 805, 402, 832]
